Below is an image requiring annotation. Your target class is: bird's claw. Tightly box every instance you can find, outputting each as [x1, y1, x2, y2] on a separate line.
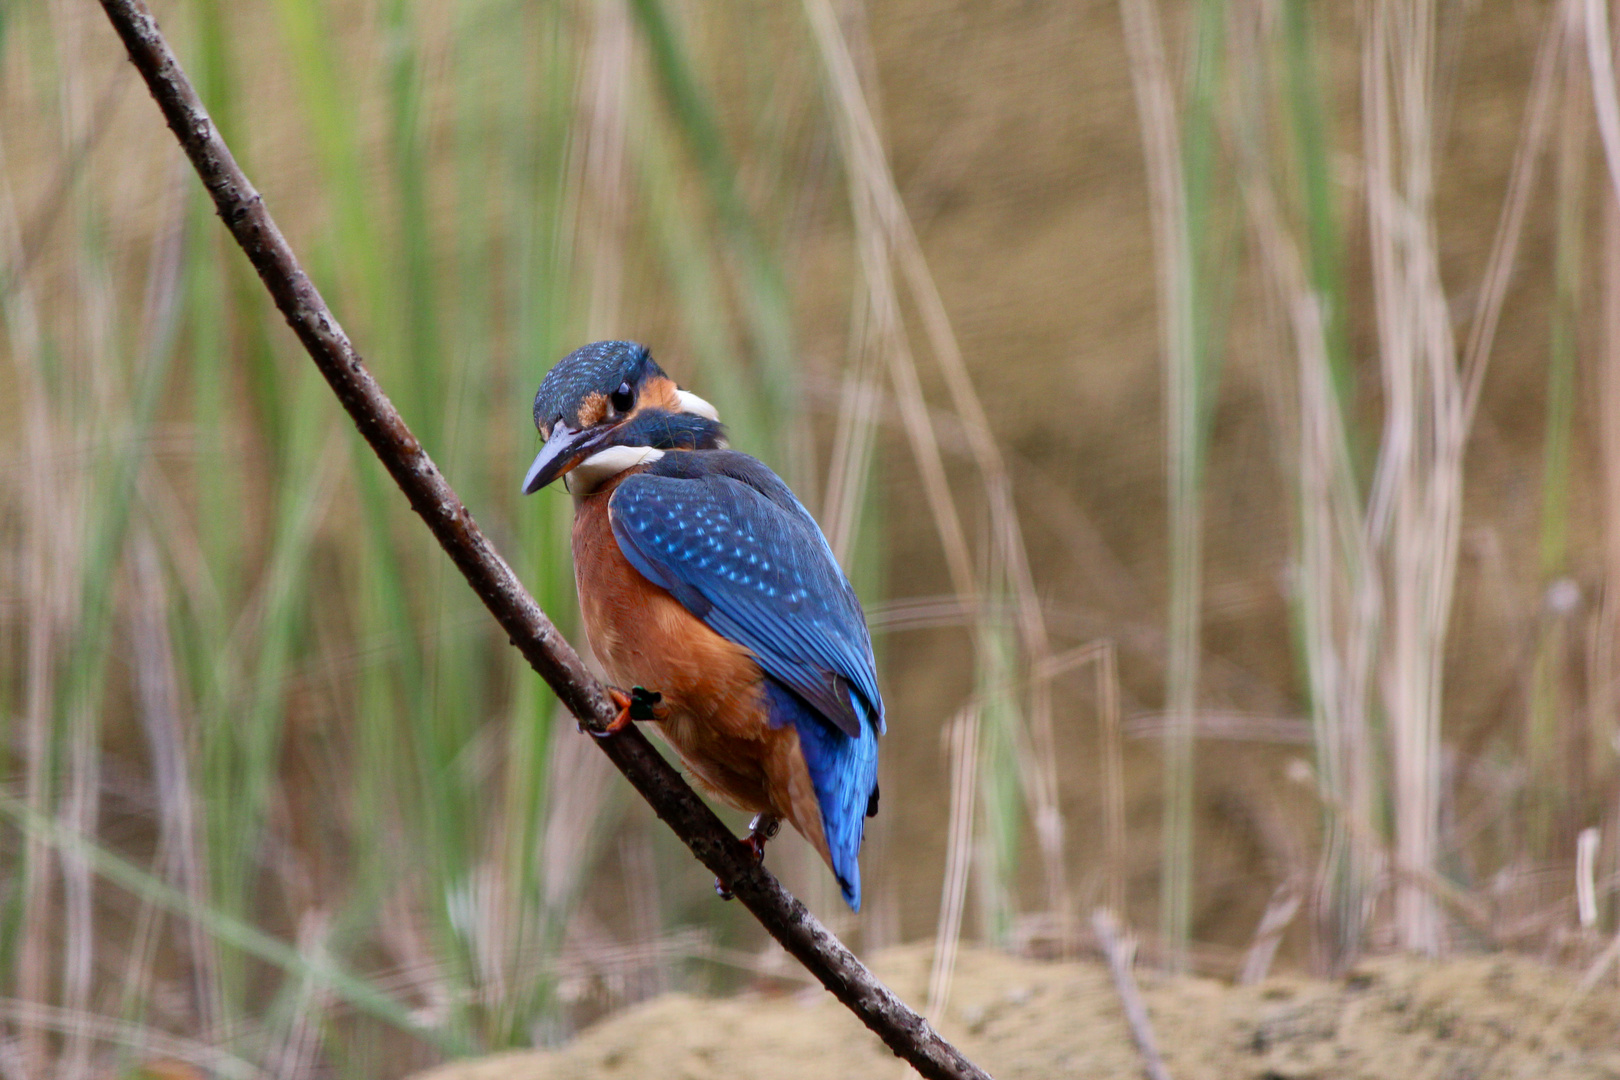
[745, 813, 780, 855]
[589, 686, 662, 739]
[590, 688, 635, 738]
[714, 815, 779, 900]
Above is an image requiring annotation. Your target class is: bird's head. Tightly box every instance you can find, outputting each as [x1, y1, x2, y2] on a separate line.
[522, 340, 725, 496]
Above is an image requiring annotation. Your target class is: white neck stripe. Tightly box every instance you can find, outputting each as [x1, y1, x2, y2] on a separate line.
[675, 389, 720, 422]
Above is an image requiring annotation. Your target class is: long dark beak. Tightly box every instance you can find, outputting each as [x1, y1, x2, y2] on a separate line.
[521, 422, 603, 494]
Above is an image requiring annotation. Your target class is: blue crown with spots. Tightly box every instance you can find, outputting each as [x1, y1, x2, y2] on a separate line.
[533, 340, 663, 431]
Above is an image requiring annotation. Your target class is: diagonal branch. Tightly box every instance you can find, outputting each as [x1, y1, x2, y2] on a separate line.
[92, 3, 991, 1079]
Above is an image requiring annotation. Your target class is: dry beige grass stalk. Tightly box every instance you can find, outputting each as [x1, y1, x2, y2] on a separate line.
[1361, 0, 1564, 955]
[804, 0, 1070, 989]
[1117, 0, 1202, 972]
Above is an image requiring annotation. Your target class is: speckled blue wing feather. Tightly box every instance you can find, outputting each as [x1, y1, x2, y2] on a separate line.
[607, 450, 884, 739]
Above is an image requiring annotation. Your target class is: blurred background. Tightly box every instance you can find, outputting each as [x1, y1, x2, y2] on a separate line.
[0, 0, 1614, 1076]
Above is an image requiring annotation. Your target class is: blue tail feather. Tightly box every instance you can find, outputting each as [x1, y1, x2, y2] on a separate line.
[763, 680, 879, 910]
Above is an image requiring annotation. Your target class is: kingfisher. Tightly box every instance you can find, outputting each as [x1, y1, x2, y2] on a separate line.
[521, 341, 884, 910]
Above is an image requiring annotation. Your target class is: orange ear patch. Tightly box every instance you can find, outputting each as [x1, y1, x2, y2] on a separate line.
[576, 390, 608, 428]
[639, 375, 681, 413]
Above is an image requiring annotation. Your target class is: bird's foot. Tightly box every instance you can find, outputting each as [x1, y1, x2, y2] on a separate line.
[628, 686, 662, 719]
[593, 688, 635, 737]
[589, 686, 662, 738]
[744, 814, 781, 859]
[715, 815, 780, 901]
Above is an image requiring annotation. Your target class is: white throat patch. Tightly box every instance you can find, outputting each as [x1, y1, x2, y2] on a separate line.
[566, 445, 665, 496]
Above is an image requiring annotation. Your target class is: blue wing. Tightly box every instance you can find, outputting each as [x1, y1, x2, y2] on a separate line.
[763, 679, 878, 910]
[607, 451, 884, 738]
[608, 450, 883, 910]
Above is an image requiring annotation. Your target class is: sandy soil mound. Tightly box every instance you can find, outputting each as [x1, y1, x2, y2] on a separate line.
[410, 944, 1620, 1079]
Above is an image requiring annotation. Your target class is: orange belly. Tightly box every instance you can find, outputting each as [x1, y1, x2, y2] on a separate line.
[571, 482, 830, 864]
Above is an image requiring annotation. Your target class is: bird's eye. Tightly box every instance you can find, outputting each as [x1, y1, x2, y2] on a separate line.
[610, 381, 634, 414]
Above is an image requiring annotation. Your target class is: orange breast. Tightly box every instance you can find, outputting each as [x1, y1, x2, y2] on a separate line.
[571, 480, 830, 864]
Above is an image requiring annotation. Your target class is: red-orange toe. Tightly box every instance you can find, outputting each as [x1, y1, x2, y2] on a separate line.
[598, 687, 635, 737]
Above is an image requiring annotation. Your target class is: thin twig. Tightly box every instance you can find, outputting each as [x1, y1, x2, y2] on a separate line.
[1090, 909, 1173, 1080]
[92, 3, 991, 1078]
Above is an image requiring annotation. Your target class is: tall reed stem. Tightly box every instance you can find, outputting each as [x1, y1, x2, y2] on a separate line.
[1119, 0, 1225, 971]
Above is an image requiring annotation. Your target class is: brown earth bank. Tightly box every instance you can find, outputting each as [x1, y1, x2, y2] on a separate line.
[407, 943, 1620, 1080]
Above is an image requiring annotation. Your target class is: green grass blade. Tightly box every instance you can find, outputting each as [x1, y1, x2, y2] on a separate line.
[0, 792, 469, 1057]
